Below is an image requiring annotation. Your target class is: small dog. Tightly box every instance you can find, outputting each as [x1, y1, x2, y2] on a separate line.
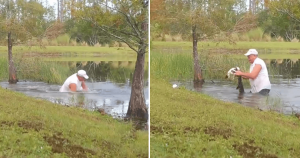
[226, 67, 245, 94]
[225, 67, 240, 80]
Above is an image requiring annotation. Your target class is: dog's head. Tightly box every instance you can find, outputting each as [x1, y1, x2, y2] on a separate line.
[225, 67, 240, 79]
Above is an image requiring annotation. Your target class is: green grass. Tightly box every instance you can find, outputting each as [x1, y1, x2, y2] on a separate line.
[0, 57, 72, 84]
[18, 59, 72, 84]
[43, 55, 138, 62]
[56, 34, 70, 46]
[152, 41, 300, 50]
[0, 46, 135, 54]
[151, 50, 256, 86]
[150, 42, 300, 157]
[150, 77, 300, 158]
[0, 87, 148, 157]
[247, 28, 264, 41]
[0, 57, 8, 80]
[151, 41, 300, 59]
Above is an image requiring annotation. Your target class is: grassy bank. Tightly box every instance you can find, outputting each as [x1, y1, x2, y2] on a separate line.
[152, 41, 300, 59]
[0, 87, 148, 157]
[0, 46, 135, 54]
[153, 41, 300, 50]
[150, 77, 300, 157]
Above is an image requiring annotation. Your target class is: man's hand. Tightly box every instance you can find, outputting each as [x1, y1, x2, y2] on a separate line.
[234, 70, 243, 76]
[81, 81, 88, 92]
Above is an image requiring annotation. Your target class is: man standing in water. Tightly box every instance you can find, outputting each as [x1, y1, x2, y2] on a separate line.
[235, 49, 271, 95]
[59, 70, 89, 92]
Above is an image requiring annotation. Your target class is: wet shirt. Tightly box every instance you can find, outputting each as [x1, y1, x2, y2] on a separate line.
[249, 58, 271, 93]
[59, 73, 83, 92]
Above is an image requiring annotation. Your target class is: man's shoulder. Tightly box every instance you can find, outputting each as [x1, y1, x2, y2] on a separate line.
[66, 73, 78, 82]
[254, 58, 266, 65]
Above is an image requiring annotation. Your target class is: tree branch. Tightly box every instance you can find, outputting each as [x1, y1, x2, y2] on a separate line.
[82, 18, 139, 53]
[275, 7, 300, 23]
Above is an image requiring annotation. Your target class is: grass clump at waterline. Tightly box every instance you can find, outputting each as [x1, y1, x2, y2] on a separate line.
[152, 41, 300, 50]
[151, 41, 300, 59]
[0, 46, 135, 54]
[150, 77, 300, 157]
[0, 87, 148, 157]
[0, 57, 8, 80]
[16, 58, 72, 84]
[151, 50, 251, 85]
[0, 57, 72, 84]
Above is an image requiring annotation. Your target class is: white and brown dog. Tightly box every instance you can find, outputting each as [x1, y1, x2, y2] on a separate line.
[225, 67, 245, 94]
[225, 67, 240, 80]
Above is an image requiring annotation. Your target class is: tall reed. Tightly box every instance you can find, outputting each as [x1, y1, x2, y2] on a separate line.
[151, 50, 249, 81]
[151, 51, 193, 80]
[0, 56, 72, 84]
[15, 57, 71, 84]
[0, 57, 8, 80]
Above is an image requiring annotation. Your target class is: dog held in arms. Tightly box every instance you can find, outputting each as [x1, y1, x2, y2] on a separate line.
[225, 67, 245, 94]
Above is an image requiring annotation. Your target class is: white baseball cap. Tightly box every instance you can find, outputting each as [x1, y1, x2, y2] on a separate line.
[244, 49, 258, 56]
[77, 70, 89, 79]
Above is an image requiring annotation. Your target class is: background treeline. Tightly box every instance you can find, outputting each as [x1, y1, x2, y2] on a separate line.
[0, 0, 130, 47]
[150, 0, 300, 42]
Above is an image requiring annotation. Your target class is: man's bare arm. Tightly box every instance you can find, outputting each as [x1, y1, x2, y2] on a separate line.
[235, 64, 262, 79]
[69, 83, 77, 92]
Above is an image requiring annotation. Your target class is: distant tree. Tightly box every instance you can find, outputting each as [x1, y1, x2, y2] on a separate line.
[267, 0, 300, 40]
[0, 0, 52, 84]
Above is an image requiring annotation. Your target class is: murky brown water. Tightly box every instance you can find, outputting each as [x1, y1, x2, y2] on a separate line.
[173, 78, 300, 115]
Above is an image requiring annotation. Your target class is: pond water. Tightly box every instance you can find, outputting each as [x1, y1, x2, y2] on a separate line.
[172, 59, 300, 115]
[0, 60, 149, 119]
[173, 78, 300, 115]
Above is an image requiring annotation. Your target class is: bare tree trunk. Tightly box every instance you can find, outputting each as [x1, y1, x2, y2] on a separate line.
[106, 0, 108, 12]
[8, 32, 18, 84]
[126, 51, 148, 122]
[192, 25, 204, 83]
[60, 0, 64, 22]
[193, 81, 203, 92]
[57, 0, 60, 21]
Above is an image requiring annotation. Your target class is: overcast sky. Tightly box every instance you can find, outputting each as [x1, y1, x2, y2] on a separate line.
[48, 0, 56, 6]
[42, 0, 56, 8]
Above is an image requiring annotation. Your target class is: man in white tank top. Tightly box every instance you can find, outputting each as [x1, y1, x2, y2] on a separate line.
[234, 49, 271, 95]
[59, 70, 89, 92]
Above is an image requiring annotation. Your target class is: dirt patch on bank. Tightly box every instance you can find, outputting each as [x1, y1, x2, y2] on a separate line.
[233, 140, 278, 158]
[183, 127, 200, 134]
[150, 125, 165, 134]
[1, 120, 43, 132]
[204, 126, 232, 139]
[43, 132, 96, 158]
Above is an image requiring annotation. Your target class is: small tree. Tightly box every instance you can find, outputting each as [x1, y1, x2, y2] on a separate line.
[152, 0, 256, 83]
[72, 0, 148, 121]
[0, 0, 50, 84]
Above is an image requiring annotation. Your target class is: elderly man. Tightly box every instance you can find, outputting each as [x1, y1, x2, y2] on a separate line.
[59, 70, 89, 92]
[235, 49, 271, 95]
